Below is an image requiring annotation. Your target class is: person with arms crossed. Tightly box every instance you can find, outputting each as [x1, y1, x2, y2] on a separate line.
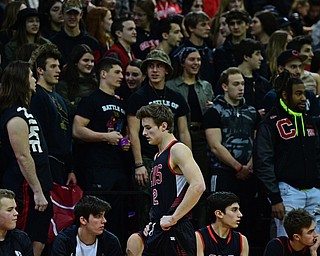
[136, 104, 205, 255]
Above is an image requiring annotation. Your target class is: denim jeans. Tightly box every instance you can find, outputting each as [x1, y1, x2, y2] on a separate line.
[275, 182, 320, 236]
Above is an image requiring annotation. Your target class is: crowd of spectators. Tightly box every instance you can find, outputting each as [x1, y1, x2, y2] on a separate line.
[1, 0, 320, 255]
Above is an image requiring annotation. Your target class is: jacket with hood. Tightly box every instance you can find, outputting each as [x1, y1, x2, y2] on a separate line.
[203, 95, 257, 172]
[253, 101, 320, 205]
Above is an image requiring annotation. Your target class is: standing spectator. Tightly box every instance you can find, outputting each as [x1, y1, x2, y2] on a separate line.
[196, 192, 249, 256]
[131, 0, 159, 60]
[155, 0, 181, 20]
[117, 58, 145, 102]
[104, 17, 136, 73]
[250, 10, 278, 48]
[182, 0, 203, 15]
[289, 0, 311, 36]
[0, 61, 53, 256]
[263, 49, 320, 116]
[94, 0, 117, 19]
[29, 43, 77, 186]
[204, 67, 257, 242]
[155, 15, 183, 56]
[136, 103, 205, 255]
[56, 44, 98, 188]
[51, 195, 122, 255]
[39, 0, 64, 39]
[0, 189, 33, 256]
[264, 209, 320, 256]
[167, 47, 213, 228]
[127, 50, 191, 229]
[50, 0, 102, 65]
[303, 0, 320, 27]
[56, 44, 98, 118]
[172, 11, 214, 85]
[209, 11, 230, 49]
[73, 57, 131, 246]
[287, 35, 320, 95]
[236, 38, 270, 117]
[85, 7, 114, 51]
[266, 30, 293, 78]
[254, 71, 320, 237]
[212, 9, 251, 91]
[0, 1, 27, 48]
[4, 8, 50, 65]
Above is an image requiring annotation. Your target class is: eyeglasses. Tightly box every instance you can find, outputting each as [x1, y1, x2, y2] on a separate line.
[133, 12, 146, 18]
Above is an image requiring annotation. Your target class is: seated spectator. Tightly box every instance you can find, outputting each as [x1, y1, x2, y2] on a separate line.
[196, 192, 249, 256]
[264, 208, 320, 256]
[51, 195, 122, 255]
[0, 189, 33, 256]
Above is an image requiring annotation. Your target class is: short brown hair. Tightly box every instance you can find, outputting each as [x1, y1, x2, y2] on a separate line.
[136, 104, 174, 133]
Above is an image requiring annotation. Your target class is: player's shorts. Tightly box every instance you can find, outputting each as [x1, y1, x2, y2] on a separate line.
[15, 182, 53, 244]
[143, 217, 196, 256]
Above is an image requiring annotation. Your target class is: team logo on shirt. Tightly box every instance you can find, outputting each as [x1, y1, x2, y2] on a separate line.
[151, 164, 163, 205]
[17, 107, 43, 153]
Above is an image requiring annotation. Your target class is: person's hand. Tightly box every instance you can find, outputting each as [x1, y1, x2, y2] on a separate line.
[309, 235, 320, 256]
[160, 215, 177, 231]
[258, 108, 266, 117]
[235, 165, 253, 180]
[143, 222, 152, 236]
[205, 101, 213, 109]
[120, 137, 131, 151]
[66, 172, 77, 185]
[272, 202, 285, 220]
[34, 191, 48, 212]
[106, 131, 123, 145]
[135, 166, 148, 186]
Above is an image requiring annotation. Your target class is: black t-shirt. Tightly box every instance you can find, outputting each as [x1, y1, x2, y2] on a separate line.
[0, 229, 33, 256]
[76, 89, 127, 168]
[0, 105, 53, 191]
[188, 84, 203, 122]
[127, 84, 190, 159]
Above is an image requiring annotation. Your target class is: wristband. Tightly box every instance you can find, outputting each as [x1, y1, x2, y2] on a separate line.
[135, 163, 144, 169]
[236, 164, 243, 173]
